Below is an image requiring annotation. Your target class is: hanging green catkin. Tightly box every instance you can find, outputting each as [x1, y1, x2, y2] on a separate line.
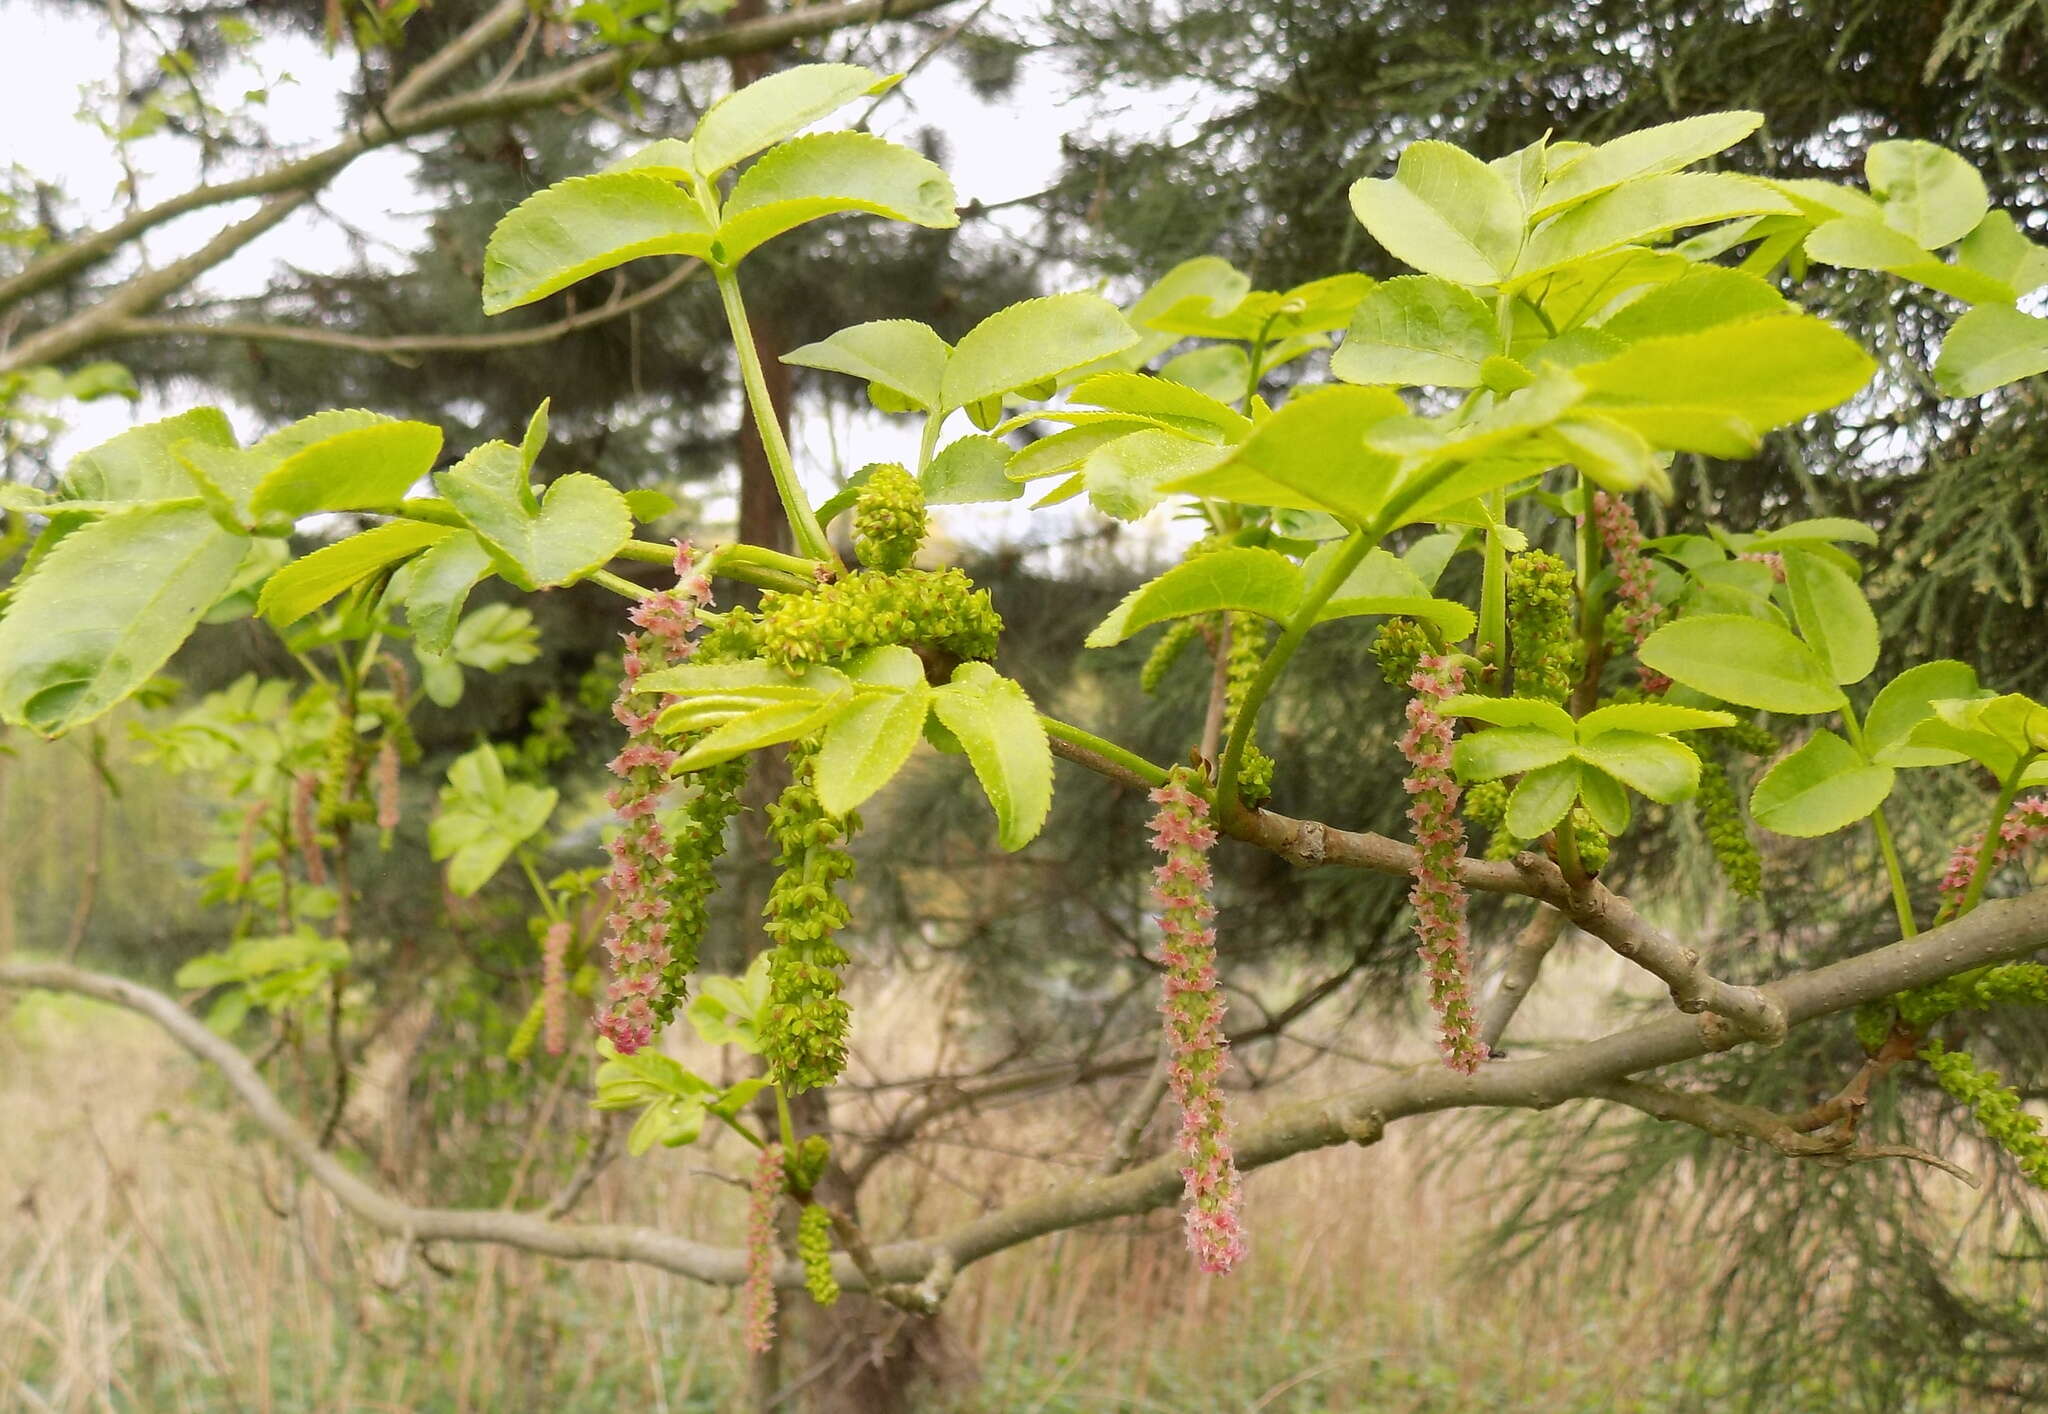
[1922, 1043, 2048, 1189]
[851, 463, 928, 572]
[654, 753, 749, 1025]
[1506, 550, 1580, 704]
[1141, 617, 1206, 693]
[761, 741, 858, 1092]
[797, 1203, 841, 1306]
[1223, 611, 1275, 803]
[1694, 747, 1762, 898]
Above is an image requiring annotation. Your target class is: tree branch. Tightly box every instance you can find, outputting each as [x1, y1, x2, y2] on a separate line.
[107, 260, 704, 366]
[5, 886, 2040, 1291]
[1478, 905, 1567, 1052]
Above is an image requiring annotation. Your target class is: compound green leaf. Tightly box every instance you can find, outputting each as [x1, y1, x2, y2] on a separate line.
[1349, 140, 1524, 285]
[1864, 660, 1981, 767]
[940, 294, 1138, 411]
[1749, 728, 1895, 836]
[1934, 304, 2048, 397]
[922, 434, 1020, 504]
[1578, 703, 1736, 738]
[1454, 725, 1576, 780]
[783, 319, 950, 411]
[1314, 548, 1477, 638]
[1955, 212, 2048, 299]
[482, 172, 714, 315]
[1577, 314, 1875, 454]
[1162, 385, 1406, 522]
[676, 693, 853, 771]
[1439, 694, 1577, 735]
[1572, 729, 1700, 802]
[438, 441, 631, 589]
[1331, 275, 1501, 387]
[1638, 614, 1846, 713]
[1506, 759, 1582, 838]
[400, 530, 496, 657]
[0, 502, 246, 735]
[248, 420, 444, 520]
[1804, 217, 2015, 304]
[1084, 429, 1227, 521]
[1515, 174, 1795, 283]
[1531, 112, 1763, 220]
[258, 520, 454, 626]
[713, 132, 957, 264]
[1598, 266, 1787, 340]
[1783, 548, 1879, 686]
[1867, 139, 1989, 250]
[815, 680, 932, 817]
[61, 407, 236, 502]
[688, 63, 893, 179]
[929, 662, 1051, 851]
[1086, 547, 1304, 647]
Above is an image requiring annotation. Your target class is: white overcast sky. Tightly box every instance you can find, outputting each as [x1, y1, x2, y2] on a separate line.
[0, 3, 1216, 556]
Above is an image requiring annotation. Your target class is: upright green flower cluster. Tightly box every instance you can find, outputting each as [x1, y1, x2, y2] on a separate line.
[851, 463, 927, 572]
[1694, 750, 1762, 898]
[1507, 550, 1580, 704]
[1372, 617, 1440, 690]
[797, 1203, 840, 1306]
[1922, 1042, 2048, 1190]
[761, 741, 857, 1092]
[757, 568, 1001, 672]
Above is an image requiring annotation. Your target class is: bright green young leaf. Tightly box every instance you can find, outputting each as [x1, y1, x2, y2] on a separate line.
[1572, 730, 1700, 802]
[1515, 174, 1796, 283]
[1864, 660, 1982, 767]
[481, 172, 713, 315]
[929, 662, 1051, 851]
[1782, 549, 1879, 686]
[1866, 139, 1989, 250]
[688, 954, 774, 1053]
[1747, 517, 1880, 549]
[922, 435, 1020, 505]
[1065, 373, 1252, 440]
[1105, 255, 1255, 370]
[400, 531, 496, 657]
[1576, 761, 1633, 835]
[1331, 275, 1502, 387]
[1803, 217, 2015, 304]
[1598, 266, 1788, 340]
[428, 743, 558, 896]
[438, 441, 631, 590]
[676, 694, 852, 771]
[248, 420, 443, 520]
[1454, 725, 1577, 781]
[783, 319, 950, 411]
[1162, 385, 1406, 522]
[687, 62, 893, 179]
[1149, 273, 1375, 343]
[1576, 314, 1876, 455]
[1955, 212, 2048, 298]
[1934, 304, 2048, 397]
[1349, 140, 1524, 285]
[1932, 693, 2048, 759]
[1749, 728, 1895, 837]
[1516, 248, 1690, 337]
[1531, 112, 1763, 220]
[815, 680, 932, 817]
[1637, 614, 1846, 713]
[1506, 759, 1582, 838]
[1314, 548, 1478, 639]
[1159, 344, 1254, 404]
[1577, 703, 1736, 738]
[940, 294, 1139, 412]
[1439, 694, 1577, 735]
[1086, 547, 1304, 648]
[61, 407, 236, 502]
[1543, 413, 1670, 497]
[258, 520, 453, 626]
[712, 132, 957, 264]
[1084, 429, 1228, 521]
[0, 503, 246, 735]
[639, 658, 850, 699]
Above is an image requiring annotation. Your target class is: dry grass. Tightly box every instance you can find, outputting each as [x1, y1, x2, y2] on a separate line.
[0, 936, 1752, 1414]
